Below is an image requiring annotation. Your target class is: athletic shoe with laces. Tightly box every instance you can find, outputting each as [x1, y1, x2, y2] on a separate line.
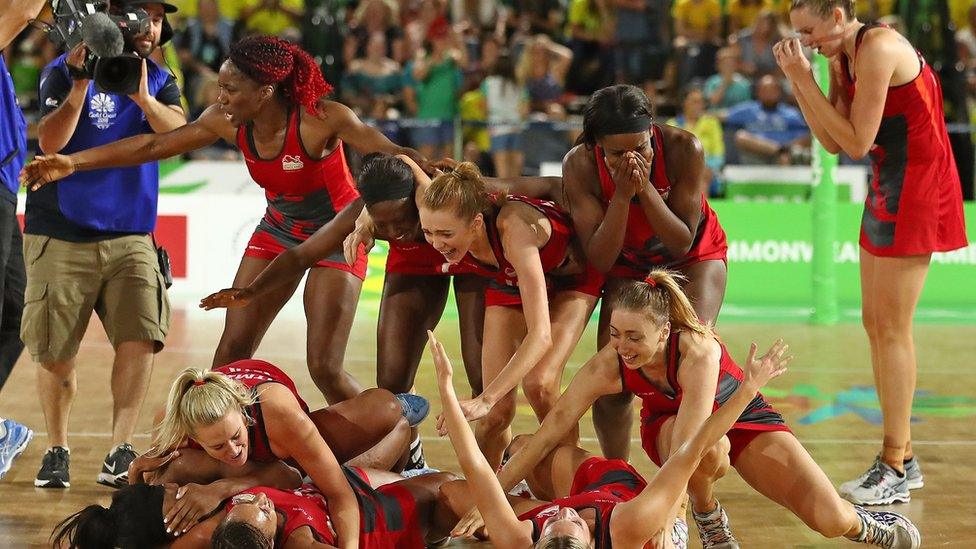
[841, 455, 923, 496]
[0, 419, 33, 480]
[395, 393, 430, 427]
[97, 443, 138, 488]
[848, 506, 921, 548]
[692, 500, 739, 549]
[35, 447, 70, 488]
[843, 457, 910, 506]
[671, 517, 689, 549]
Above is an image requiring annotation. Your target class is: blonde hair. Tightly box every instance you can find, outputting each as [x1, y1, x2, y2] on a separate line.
[422, 161, 491, 220]
[790, 0, 855, 18]
[614, 269, 713, 337]
[535, 535, 590, 549]
[151, 368, 256, 455]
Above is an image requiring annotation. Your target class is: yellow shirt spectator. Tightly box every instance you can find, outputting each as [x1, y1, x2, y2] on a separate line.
[240, 0, 305, 36]
[673, 0, 722, 35]
[727, 0, 772, 31]
[667, 115, 724, 159]
[167, 0, 246, 20]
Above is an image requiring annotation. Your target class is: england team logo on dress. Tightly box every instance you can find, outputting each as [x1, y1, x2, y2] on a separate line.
[282, 155, 304, 171]
[89, 93, 117, 130]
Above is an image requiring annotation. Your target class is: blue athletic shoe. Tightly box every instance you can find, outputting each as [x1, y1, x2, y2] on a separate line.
[395, 393, 430, 427]
[0, 418, 34, 480]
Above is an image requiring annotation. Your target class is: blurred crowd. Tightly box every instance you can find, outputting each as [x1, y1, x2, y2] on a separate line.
[5, 0, 976, 194]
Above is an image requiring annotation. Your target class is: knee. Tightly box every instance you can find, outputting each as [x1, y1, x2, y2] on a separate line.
[480, 395, 516, 434]
[522, 376, 560, 409]
[692, 437, 731, 481]
[508, 434, 534, 456]
[359, 388, 402, 425]
[809, 501, 856, 539]
[438, 479, 472, 515]
[39, 360, 73, 377]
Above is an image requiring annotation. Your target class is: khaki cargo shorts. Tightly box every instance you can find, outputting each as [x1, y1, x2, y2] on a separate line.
[21, 234, 171, 364]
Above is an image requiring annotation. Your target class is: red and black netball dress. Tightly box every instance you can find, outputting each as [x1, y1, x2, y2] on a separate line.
[594, 124, 728, 279]
[620, 332, 790, 466]
[518, 457, 646, 548]
[840, 24, 967, 256]
[188, 359, 309, 463]
[237, 108, 368, 277]
[386, 238, 481, 276]
[454, 195, 604, 307]
[226, 467, 424, 547]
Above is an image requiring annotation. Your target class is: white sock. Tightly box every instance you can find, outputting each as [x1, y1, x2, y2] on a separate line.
[0, 420, 6, 439]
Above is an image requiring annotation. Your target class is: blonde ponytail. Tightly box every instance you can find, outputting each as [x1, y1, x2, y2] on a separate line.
[614, 269, 713, 337]
[422, 161, 491, 220]
[151, 368, 256, 455]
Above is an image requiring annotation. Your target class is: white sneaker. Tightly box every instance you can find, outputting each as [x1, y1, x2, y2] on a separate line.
[843, 457, 910, 506]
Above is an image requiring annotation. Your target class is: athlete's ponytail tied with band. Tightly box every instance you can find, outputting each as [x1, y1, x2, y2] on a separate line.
[152, 368, 256, 456]
[615, 269, 713, 337]
[228, 36, 333, 115]
[422, 161, 491, 220]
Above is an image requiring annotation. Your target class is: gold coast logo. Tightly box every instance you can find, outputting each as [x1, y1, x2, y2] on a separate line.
[282, 155, 304, 171]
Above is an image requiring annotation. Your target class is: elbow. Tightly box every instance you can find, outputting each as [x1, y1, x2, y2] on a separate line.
[846, 145, 871, 161]
[36, 128, 64, 155]
[586, 249, 615, 274]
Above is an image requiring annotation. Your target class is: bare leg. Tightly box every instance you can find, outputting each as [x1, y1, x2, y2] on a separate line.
[680, 259, 728, 325]
[303, 267, 364, 403]
[37, 359, 76, 449]
[734, 432, 861, 539]
[654, 416, 731, 514]
[110, 341, 155, 448]
[860, 250, 930, 469]
[454, 274, 487, 396]
[308, 388, 404, 464]
[593, 276, 636, 460]
[212, 256, 303, 367]
[474, 306, 525, 469]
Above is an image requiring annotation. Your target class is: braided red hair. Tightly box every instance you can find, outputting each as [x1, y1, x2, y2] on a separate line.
[228, 36, 333, 115]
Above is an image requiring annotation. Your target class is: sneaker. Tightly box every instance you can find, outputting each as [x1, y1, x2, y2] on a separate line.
[403, 436, 427, 471]
[0, 419, 33, 480]
[507, 478, 534, 499]
[97, 443, 138, 488]
[841, 456, 923, 495]
[849, 506, 921, 548]
[400, 466, 441, 478]
[843, 457, 910, 506]
[671, 517, 690, 549]
[692, 500, 739, 549]
[395, 393, 430, 427]
[903, 457, 923, 490]
[35, 447, 70, 488]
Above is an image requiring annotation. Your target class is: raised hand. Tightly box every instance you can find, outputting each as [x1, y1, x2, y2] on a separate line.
[126, 447, 180, 485]
[199, 287, 253, 310]
[20, 154, 76, 191]
[742, 339, 792, 390]
[343, 216, 375, 266]
[773, 37, 812, 82]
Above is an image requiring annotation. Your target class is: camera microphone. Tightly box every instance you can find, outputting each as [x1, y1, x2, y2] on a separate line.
[81, 12, 124, 58]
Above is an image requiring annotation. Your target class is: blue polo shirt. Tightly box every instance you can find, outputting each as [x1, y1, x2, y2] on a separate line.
[26, 54, 182, 241]
[725, 100, 809, 146]
[0, 55, 27, 203]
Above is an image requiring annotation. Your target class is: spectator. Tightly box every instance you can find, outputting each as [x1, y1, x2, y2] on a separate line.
[512, 0, 566, 36]
[174, 0, 232, 106]
[668, 88, 724, 196]
[462, 33, 500, 93]
[725, 74, 810, 165]
[855, 0, 896, 22]
[516, 34, 572, 115]
[703, 46, 752, 111]
[0, 0, 46, 482]
[612, 0, 671, 85]
[27, 0, 184, 489]
[238, 0, 304, 37]
[956, 4, 976, 70]
[342, 32, 403, 117]
[672, 0, 722, 88]
[732, 10, 784, 77]
[403, 21, 466, 159]
[565, 0, 615, 95]
[345, 0, 403, 65]
[727, 0, 771, 35]
[483, 52, 527, 177]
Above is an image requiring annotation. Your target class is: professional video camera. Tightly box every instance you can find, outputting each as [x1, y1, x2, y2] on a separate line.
[46, 0, 150, 95]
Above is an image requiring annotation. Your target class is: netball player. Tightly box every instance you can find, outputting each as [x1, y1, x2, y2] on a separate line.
[430, 330, 921, 549]
[561, 84, 729, 462]
[776, 0, 968, 505]
[21, 36, 423, 404]
[419, 162, 603, 468]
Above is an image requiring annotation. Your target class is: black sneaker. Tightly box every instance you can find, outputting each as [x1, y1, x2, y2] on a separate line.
[34, 447, 70, 488]
[402, 437, 426, 471]
[97, 443, 138, 488]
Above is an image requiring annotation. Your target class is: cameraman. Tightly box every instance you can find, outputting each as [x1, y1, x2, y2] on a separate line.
[0, 0, 46, 482]
[26, 0, 184, 489]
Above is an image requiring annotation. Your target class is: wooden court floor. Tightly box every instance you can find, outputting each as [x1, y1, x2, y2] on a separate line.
[0, 305, 974, 547]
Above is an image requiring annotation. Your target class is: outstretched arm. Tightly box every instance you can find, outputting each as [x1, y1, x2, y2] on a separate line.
[322, 101, 425, 166]
[496, 345, 621, 492]
[611, 340, 792, 545]
[428, 332, 534, 547]
[22, 105, 228, 190]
